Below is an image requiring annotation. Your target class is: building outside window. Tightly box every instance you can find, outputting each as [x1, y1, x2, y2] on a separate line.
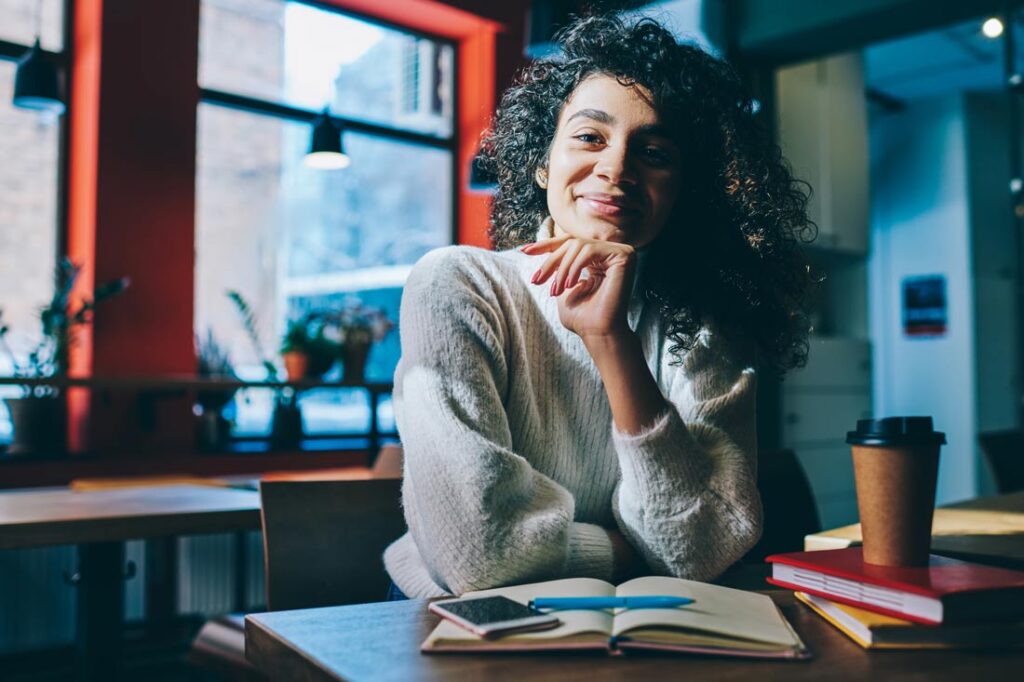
[196, 0, 455, 440]
[0, 0, 65, 444]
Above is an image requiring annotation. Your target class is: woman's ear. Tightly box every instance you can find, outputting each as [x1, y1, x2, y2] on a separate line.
[535, 167, 548, 189]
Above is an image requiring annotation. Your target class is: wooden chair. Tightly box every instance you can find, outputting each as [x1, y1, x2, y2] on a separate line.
[743, 447, 822, 563]
[190, 469, 405, 679]
[979, 430, 1024, 494]
[259, 477, 406, 611]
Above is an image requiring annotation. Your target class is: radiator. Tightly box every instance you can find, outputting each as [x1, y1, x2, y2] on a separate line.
[0, 533, 266, 655]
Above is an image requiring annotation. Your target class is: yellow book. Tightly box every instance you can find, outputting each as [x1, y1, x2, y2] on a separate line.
[794, 592, 1024, 650]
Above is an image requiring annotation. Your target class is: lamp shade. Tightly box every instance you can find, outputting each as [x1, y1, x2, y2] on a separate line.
[305, 109, 350, 169]
[13, 38, 64, 113]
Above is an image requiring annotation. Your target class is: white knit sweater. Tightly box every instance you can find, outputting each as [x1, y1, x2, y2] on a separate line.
[383, 239, 762, 599]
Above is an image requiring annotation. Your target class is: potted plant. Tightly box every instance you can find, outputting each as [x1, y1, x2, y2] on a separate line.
[330, 298, 393, 384]
[279, 313, 342, 382]
[226, 289, 279, 381]
[226, 290, 305, 449]
[195, 329, 236, 451]
[279, 319, 311, 382]
[0, 258, 129, 454]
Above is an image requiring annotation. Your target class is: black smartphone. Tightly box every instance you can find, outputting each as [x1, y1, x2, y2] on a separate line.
[429, 596, 561, 638]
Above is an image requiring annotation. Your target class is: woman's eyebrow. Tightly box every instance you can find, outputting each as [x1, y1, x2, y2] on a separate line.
[636, 123, 674, 139]
[566, 109, 673, 140]
[566, 108, 614, 125]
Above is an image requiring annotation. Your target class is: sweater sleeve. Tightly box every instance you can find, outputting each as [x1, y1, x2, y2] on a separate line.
[611, 329, 762, 581]
[394, 249, 613, 595]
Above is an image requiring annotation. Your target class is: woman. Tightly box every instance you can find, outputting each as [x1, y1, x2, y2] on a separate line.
[383, 14, 813, 599]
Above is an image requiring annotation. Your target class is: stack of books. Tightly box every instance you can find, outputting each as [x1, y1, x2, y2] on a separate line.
[765, 547, 1024, 649]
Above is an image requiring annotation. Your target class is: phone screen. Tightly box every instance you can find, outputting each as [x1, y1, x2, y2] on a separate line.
[435, 596, 540, 625]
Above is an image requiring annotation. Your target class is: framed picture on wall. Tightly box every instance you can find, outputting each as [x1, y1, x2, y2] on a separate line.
[902, 275, 947, 337]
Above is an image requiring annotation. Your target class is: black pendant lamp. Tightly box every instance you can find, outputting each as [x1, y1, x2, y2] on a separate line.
[13, 38, 64, 114]
[305, 108, 350, 170]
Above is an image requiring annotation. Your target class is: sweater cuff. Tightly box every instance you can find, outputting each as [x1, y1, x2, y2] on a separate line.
[611, 408, 710, 504]
[565, 522, 615, 581]
[384, 533, 451, 599]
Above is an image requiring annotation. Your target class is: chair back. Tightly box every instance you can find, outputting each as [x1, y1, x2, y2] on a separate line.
[259, 478, 405, 611]
[744, 447, 821, 562]
[979, 430, 1024, 494]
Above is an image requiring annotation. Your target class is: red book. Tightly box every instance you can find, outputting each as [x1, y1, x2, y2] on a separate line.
[765, 548, 1024, 625]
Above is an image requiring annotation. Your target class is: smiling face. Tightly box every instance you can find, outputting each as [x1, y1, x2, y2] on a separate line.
[541, 74, 682, 248]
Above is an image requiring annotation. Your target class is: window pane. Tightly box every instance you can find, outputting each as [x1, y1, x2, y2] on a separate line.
[195, 103, 450, 433]
[0, 60, 60, 372]
[0, 59, 60, 442]
[0, 0, 64, 51]
[199, 0, 454, 137]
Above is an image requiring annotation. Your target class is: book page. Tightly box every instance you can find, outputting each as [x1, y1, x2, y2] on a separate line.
[612, 576, 802, 648]
[425, 577, 614, 645]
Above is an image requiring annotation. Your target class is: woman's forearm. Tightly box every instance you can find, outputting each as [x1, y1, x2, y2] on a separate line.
[583, 330, 669, 434]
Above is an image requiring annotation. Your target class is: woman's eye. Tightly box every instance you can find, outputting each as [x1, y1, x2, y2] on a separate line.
[573, 133, 603, 144]
[642, 146, 672, 165]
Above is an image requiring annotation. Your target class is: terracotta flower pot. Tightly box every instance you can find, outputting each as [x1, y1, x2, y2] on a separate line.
[282, 351, 309, 382]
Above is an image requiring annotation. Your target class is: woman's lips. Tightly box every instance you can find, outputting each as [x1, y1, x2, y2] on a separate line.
[577, 194, 640, 218]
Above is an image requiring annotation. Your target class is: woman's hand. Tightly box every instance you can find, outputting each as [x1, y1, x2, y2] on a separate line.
[522, 234, 637, 340]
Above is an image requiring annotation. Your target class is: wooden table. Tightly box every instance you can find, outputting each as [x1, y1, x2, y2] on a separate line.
[0, 484, 261, 681]
[805, 491, 1024, 568]
[244, 592, 1024, 681]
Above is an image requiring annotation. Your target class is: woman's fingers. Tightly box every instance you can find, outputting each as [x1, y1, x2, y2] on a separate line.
[531, 240, 571, 285]
[564, 242, 593, 290]
[563, 272, 599, 305]
[553, 240, 583, 296]
[520, 234, 570, 255]
[528, 236, 633, 299]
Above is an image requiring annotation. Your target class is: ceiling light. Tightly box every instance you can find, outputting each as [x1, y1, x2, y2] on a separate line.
[982, 17, 1004, 39]
[13, 38, 65, 113]
[305, 109, 350, 170]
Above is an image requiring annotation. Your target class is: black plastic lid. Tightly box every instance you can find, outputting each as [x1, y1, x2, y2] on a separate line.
[846, 416, 946, 447]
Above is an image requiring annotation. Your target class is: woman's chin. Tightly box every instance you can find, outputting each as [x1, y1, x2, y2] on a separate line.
[564, 220, 631, 243]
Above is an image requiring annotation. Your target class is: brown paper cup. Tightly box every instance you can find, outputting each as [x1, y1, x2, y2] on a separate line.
[851, 443, 940, 567]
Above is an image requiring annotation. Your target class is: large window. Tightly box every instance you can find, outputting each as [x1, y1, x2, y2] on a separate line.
[195, 0, 455, 438]
[0, 0, 65, 442]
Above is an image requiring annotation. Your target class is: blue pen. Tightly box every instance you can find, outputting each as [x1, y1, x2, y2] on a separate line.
[529, 596, 695, 611]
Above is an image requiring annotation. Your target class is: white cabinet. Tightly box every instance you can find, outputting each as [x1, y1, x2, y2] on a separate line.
[781, 337, 871, 529]
[773, 51, 872, 528]
[776, 53, 869, 255]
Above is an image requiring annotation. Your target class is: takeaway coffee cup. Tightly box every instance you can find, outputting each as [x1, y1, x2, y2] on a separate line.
[846, 417, 946, 567]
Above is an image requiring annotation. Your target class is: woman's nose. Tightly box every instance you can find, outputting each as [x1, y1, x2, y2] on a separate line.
[594, 146, 637, 185]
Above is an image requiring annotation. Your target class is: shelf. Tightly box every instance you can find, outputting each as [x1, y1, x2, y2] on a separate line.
[0, 376, 393, 392]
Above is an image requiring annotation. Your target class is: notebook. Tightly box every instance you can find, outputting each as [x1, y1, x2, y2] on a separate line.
[795, 592, 1024, 650]
[421, 576, 810, 659]
[766, 547, 1024, 625]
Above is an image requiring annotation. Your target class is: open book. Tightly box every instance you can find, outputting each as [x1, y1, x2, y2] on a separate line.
[421, 576, 809, 659]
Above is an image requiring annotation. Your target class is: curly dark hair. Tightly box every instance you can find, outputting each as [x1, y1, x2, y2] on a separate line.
[480, 14, 815, 373]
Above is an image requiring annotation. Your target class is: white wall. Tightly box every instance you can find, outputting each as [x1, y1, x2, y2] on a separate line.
[868, 95, 978, 504]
